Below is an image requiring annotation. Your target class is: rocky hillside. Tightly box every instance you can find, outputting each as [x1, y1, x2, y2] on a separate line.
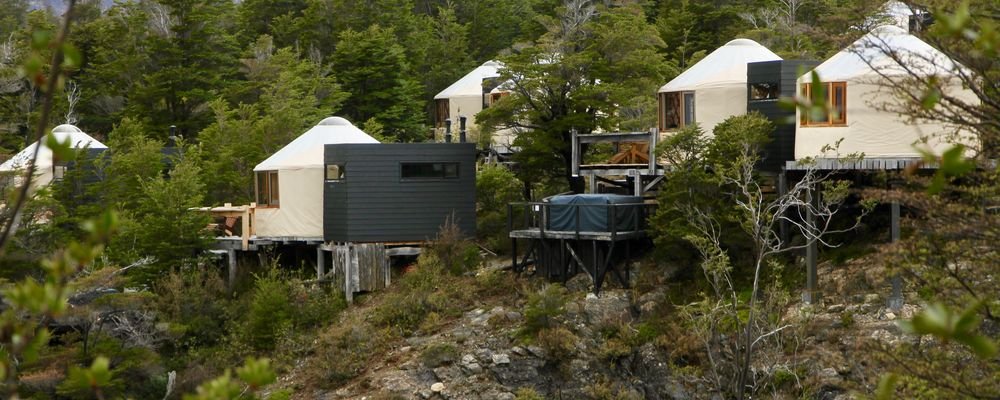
[275, 247, 928, 400]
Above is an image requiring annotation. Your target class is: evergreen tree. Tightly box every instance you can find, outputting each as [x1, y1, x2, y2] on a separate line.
[127, 0, 240, 138]
[478, 1, 670, 193]
[331, 25, 427, 142]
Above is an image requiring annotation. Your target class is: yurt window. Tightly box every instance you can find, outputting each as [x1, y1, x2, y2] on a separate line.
[255, 171, 280, 206]
[488, 91, 509, 106]
[682, 92, 696, 127]
[435, 99, 449, 128]
[326, 164, 345, 181]
[53, 164, 67, 181]
[401, 162, 459, 180]
[659, 92, 680, 130]
[801, 82, 847, 126]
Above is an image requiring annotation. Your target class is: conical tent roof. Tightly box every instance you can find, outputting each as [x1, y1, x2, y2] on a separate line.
[0, 124, 107, 172]
[253, 117, 379, 171]
[434, 61, 502, 99]
[801, 25, 960, 82]
[659, 39, 781, 93]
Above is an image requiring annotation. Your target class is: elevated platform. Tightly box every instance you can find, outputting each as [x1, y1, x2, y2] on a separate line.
[509, 229, 646, 241]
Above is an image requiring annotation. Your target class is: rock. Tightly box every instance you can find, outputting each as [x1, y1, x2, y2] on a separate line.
[433, 366, 463, 382]
[418, 389, 433, 399]
[884, 312, 896, 320]
[505, 311, 522, 321]
[491, 353, 510, 365]
[431, 382, 445, 393]
[399, 346, 412, 353]
[566, 273, 593, 292]
[864, 293, 880, 304]
[497, 393, 516, 400]
[462, 362, 483, 374]
[511, 346, 527, 356]
[582, 290, 632, 326]
[461, 354, 476, 364]
[826, 304, 845, 313]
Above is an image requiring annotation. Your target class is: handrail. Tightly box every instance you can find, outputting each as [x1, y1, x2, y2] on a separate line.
[506, 201, 656, 233]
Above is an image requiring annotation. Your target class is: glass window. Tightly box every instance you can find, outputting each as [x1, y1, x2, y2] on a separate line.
[401, 162, 460, 180]
[256, 171, 280, 206]
[326, 164, 345, 181]
[801, 82, 847, 127]
[682, 92, 696, 127]
[749, 82, 780, 101]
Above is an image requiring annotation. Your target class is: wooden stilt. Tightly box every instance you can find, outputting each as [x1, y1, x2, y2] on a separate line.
[804, 184, 820, 304]
[888, 202, 903, 310]
[227, 249, 237, 291]
[316, 246, 325, 280]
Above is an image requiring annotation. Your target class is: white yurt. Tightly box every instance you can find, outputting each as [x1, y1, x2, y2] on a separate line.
[252, 117, 379, 238]
[657, 39, 782, 134]
[433, 60, 502, 131]
[794, 24, 977, 159]
[0, 124, 107, 194]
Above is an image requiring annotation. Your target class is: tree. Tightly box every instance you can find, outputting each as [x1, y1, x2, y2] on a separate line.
[127, 0, 240, 138]
[657, 113, 868, 398]
[331, 25, 427, 142]
[478, 0, 670, 194]
[199, 36, 346, 204]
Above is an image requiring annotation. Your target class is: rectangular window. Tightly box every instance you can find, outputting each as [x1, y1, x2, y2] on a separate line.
[749, 82, 780, 101]
[435, 99, 449, 128]
[682, 92, 696, 127]
[400, 162, 459, 180]
[255, 170, 280, 206]
[488, 91, 509, 106]
[801, 82, 847, 127]
[660, 92, 680, 130]
[53, 164, 67, 181]
[326, 164, 345, 181]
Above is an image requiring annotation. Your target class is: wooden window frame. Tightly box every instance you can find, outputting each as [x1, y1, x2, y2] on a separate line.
[801, 82, 847, 127]
[255, 170, 280, 208]
[681, 91, 696, 128]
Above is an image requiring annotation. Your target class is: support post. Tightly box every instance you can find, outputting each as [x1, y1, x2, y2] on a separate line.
[345, 244, 353, 303]
[227, 249, 237, 291]
[571, 129, 580, 177]
[804, 184, 820, 304]
[778, 171, 789, 245]
[887, 202, 903, 311]
[648, 128, 658, 173]
[588, 175, 596, 194]
[632, 170, 642, 197]
[316, 246, 325, 280]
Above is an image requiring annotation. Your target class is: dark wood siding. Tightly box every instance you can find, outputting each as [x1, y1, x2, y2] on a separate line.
[323, 143, 476, 242]
[747, 60, 819, 172]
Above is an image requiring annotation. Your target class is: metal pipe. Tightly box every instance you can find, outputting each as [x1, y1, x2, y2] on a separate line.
[459, 116, 467, 143]
[444, 118, 452, 143]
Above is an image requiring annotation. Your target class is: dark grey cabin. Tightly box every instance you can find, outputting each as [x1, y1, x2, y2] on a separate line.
[323, 143, 476, 243]
[747, 60, 819, 172]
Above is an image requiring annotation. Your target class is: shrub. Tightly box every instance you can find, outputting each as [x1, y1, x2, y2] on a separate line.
[522, 284, 569, 335]
[535, 327, 577, 363]
[309, 323, 392, 386]
[420, 343, 459, 368]
[427, 216, 481, 276]
[243, 271, 295, 351]
[153, 268, 228, 350]
[514, 387, 545, 400]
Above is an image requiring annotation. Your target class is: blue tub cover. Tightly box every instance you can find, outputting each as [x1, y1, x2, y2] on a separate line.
[545, 194, 644, 232]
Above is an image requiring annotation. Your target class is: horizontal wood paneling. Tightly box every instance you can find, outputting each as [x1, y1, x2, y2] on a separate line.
[748, 60, 819, 172]
[324, 143, 476, 242]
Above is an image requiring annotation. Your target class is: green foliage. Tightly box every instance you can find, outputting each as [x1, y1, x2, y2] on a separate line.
[331, 25, 427, 142]
[522, 284, 568, 336]
[183, 358, 281, 400]
[55, 357, 119, 399]
[535, 326, 577, 363]
[478, 1, 671, 192]
[427, 216, 481, 276]
[476, 164, 523, 253]
[897, 302, 997, 358]
[514, 387, 545, 400]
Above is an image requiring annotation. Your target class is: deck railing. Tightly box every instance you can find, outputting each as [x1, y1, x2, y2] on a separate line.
[507, 201, 655, 240]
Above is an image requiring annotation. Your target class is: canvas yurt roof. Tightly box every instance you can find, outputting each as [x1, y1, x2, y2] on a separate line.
[867, 1, 926, 32]
[800, 24, 960, 82]
[659, 39, 781, 93]
[434, 61, 502, 100]
[253, 117, 379, 172]
[0, 124, 107, 171]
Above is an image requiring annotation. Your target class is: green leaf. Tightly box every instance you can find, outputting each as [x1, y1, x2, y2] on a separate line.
[236, 358, 277, 390]
[31, 30, 52, 50]
[920, 85, 941, 110]
[45, 134, 75, 163]
[875, 373, 898, 400]
[61, 43, 82, 69]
